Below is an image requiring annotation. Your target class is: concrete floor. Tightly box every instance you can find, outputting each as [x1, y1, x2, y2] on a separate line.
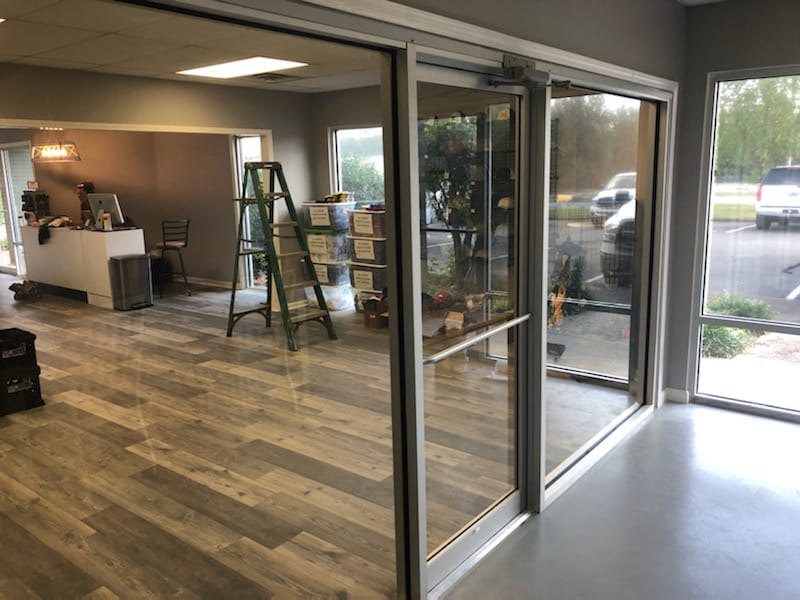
[444, 403, 800, 600]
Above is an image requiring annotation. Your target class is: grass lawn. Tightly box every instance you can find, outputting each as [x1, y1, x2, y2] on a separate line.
[712, 203, 755, 221]
[549, 204, 591, 220]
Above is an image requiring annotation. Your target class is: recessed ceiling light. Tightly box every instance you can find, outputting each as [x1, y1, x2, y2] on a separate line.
[177, 56, 307, 79]
[0, 18, 6, 24]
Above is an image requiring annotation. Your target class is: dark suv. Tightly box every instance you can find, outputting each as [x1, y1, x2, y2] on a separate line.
[755, 166, 800, 229]
[600, 199, 636, 286]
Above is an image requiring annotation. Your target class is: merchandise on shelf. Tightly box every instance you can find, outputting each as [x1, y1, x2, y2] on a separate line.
[347, 236, 387, 265]
[305, 229, 350, 262]
[301, 200, 355, 230]
[305, 283, 354, 311]
[311, 261, 350, 286]
[349, 262, 387, 292]
[348, 207, 385, 238]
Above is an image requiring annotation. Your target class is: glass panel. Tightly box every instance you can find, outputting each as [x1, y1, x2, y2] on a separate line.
[235, 136, 267, 286]
[418, 82, 518, 556]
[704, 76, 800, 328]
[698, 327, 800, 410]
[699, 74, 800, 412]
[334, 127, 385, 204]
[0, 146, 33, 272]
[546, 89, 644, 478]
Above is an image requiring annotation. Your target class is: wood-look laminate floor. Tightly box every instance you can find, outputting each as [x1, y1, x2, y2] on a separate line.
[0, 278, 633, 598]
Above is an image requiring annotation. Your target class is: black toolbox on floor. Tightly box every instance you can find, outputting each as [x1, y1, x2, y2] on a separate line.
[0, 328, 43, 415]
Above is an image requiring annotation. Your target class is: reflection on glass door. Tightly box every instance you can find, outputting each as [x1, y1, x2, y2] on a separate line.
[545, 89, 650, 479]
[697, 74, 800, 412]
[417, 80, 523, 565]
[0, 144, 34, 275]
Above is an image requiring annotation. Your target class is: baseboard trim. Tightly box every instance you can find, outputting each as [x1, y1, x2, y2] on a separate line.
[663, 387, 690, 404]
[186, 276, 229, 290]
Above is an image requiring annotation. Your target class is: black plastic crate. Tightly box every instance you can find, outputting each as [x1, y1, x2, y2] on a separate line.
[0, 328, 38, 371]
[0, 366, 43, 416]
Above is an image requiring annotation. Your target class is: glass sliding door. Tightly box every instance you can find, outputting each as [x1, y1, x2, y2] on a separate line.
[696, 73, 800, 413]
[416, 72, 527, 586]
[0, 143, 33, 275]
[545, 88, 655, 479]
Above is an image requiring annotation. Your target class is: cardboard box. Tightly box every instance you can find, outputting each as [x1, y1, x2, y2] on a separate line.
[362, 298, 388, 329]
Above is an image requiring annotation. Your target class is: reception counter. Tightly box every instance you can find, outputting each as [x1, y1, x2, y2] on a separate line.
[21, 226, 146, 309]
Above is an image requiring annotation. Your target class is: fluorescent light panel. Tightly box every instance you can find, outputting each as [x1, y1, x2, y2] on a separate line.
[177, 56, 307, 79]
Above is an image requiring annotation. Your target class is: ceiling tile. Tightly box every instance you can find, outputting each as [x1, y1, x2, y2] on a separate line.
[14, 55, 100, 70]
[18, 0, 164, 32]
[0, 0, 383, 93]
[34, 33, 179, 65]
[123, 13, 252, 45]
[0, 20, 99, 54]
[108, 45, 244, 74]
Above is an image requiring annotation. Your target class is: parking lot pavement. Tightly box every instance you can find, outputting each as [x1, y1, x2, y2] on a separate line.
[707, 220, 800, 321]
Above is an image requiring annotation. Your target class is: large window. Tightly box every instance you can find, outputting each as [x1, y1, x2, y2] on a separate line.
[697, 74, 800, 412]
[332, 126, 384, 203]
[233, 135, 266, 287]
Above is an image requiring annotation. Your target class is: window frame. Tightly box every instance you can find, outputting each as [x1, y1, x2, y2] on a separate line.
[689, 65, 800, 421]
[329, 124, 385, 198]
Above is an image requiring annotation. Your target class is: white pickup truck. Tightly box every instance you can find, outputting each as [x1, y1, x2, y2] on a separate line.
[755, 165, 800, 230]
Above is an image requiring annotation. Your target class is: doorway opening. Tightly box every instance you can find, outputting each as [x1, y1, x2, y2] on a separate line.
[0, 142, 33, 275]
[545, 87, 658, 482]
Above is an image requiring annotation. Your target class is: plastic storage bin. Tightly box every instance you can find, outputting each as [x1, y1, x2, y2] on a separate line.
[348, 236, 387, 265]
[0, 328, 38, 371]
[349, 262, 388, 292]
[0, 365, 43, 416]
[305, 283, 354, 311]
[348, 209, 386, 238]
[305, 229, 350, 262]
[301, 201, 355, 230]
[311, 261, 350, 286]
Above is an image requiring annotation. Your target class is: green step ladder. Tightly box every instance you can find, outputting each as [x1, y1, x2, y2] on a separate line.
[226, 161, 337, 351]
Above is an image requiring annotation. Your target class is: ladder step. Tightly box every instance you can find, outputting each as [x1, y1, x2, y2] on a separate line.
[289, 307, 329, 324]
[235, 192, 289, 203]
[283, 280, 319, 290]
[275, 250, 308, 259]
[269, 221, 298, 229]
[239, 247, 265, 256]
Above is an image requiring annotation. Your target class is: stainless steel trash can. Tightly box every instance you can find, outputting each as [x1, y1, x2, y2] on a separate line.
[109, 254, 153, 310]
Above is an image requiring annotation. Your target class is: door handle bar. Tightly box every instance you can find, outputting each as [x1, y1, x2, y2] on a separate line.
[422, 313, 531, 365]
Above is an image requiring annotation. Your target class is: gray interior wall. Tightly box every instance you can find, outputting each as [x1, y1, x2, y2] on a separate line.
[0, 64, 316, 285]
[667, 0, 800, 392]
[0, 127, 235, 283]
[308, 86, 383, 200]
[392, 0, 686, 81]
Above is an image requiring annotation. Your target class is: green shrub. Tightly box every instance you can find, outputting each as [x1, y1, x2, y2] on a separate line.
[706, 293, 773, 320]
[701, 294, 772, 358]
[701, 325, 751, 358]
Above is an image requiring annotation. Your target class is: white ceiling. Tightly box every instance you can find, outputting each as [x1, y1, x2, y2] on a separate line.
[0, 0, 382, 93]
[0, 0, 732, 93]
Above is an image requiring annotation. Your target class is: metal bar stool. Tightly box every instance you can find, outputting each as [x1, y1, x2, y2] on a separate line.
[156, 219, 191, 297]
